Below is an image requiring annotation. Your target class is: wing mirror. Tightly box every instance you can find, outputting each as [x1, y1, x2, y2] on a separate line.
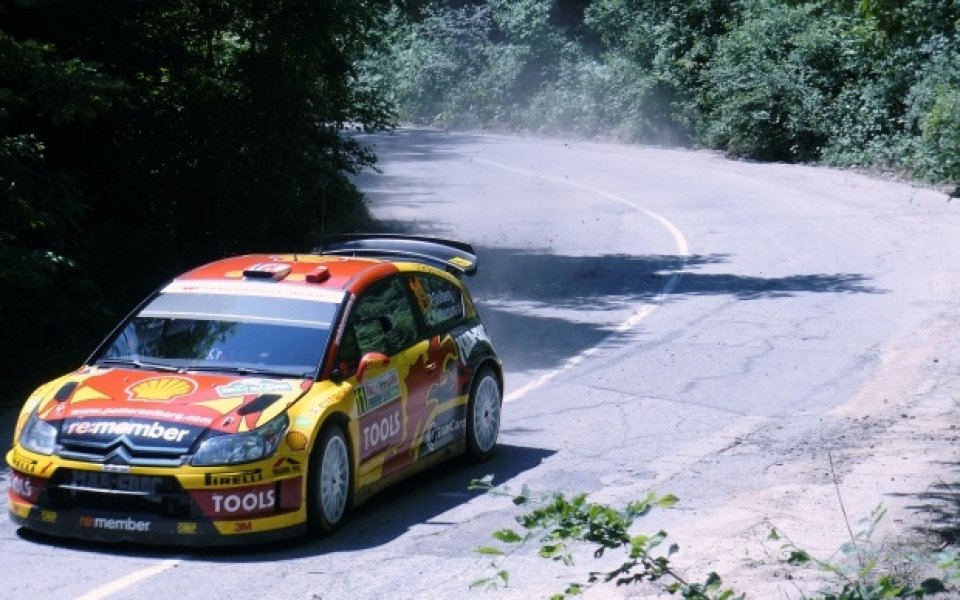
[356, 352, 390, 382]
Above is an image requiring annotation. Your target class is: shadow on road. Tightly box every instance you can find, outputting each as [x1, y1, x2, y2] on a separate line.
[471, 248, 884, 373]
[891, 466, 960, 545]
[11, 443, 554, 562]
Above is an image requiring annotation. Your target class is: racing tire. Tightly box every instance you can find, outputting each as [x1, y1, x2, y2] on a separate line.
[307, 423, 352, 534]
[466, 367, 501, 461]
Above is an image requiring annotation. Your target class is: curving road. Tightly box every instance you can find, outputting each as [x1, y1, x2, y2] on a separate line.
[3, 130, 960, 598]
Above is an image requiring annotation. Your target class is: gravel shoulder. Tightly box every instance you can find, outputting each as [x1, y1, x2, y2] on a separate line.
[647, 306, 960, 598]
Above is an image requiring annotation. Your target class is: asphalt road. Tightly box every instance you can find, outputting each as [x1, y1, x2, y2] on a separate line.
[3, 130, 959, 599]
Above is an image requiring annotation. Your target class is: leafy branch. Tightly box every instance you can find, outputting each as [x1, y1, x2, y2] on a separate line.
[469, 477, 742, 599]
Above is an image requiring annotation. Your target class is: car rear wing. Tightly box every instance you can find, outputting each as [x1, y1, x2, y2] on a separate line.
[314, 234, 478, 277]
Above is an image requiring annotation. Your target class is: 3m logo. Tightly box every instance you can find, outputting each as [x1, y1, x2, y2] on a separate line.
[233, 521, 253, 533]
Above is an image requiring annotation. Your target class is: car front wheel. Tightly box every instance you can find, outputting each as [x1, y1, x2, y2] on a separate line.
[308, 423, 351, 534]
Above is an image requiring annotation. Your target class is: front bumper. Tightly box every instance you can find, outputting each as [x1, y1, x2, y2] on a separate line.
[6, 448, 307, 547]
[8, 497, 306, 546]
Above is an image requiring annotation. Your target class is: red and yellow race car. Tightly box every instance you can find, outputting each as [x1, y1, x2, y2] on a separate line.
[6, 235, 502, 545]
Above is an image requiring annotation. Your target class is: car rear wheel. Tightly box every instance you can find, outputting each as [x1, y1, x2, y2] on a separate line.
[308, 423, 351, 534]
[466, 367, 501, 460]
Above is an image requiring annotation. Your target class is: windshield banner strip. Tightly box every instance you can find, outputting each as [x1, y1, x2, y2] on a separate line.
[163, 280, 345, 303]
[140, 310, 330, 328]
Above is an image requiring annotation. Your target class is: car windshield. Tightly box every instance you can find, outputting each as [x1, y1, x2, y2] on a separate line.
[94, 281, 344, 378]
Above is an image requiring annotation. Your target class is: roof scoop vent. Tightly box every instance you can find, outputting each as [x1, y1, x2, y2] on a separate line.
[242, 263, 292, 281]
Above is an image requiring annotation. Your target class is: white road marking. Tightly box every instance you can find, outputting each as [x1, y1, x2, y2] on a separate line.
[74, 557, 182, 600]
[474, 158, 690, 403]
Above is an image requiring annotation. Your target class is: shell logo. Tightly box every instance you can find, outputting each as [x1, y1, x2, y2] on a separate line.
[127, 377, 197, 402]
[286, 431, 308, 451]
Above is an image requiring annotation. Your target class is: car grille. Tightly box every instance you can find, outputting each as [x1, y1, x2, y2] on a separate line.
[44, 469, 195, 519]
[57, 439, 187, 468]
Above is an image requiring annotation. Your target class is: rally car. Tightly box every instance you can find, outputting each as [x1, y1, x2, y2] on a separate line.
[7, 235, 502, 545]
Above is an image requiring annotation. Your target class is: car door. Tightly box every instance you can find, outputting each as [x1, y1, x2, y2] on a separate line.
[337, 276, 441, 484]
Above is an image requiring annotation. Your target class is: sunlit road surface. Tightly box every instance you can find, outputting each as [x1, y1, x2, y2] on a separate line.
[3, 130, 959, 599]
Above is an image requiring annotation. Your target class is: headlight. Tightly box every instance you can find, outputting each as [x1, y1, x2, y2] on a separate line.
[191, 413, 289, 466]
[20, 412, 58, 455]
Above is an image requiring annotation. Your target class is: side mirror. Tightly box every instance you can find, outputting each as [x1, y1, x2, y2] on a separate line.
[356, 352, 390, 382]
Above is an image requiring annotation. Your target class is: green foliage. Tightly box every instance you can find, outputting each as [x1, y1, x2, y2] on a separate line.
[0, 1, 391, 402]
[768, 504, 957, 599]
[364, 1, 572, 129]
[365, 0, 960, 183]
[0, 29, 123, 401]
[701, 1, 853, 161]
[474, 479, 960, 599]
[471, 482, 741, 599]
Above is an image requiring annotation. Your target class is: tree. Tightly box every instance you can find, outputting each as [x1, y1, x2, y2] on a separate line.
[0, 0, 393, 402]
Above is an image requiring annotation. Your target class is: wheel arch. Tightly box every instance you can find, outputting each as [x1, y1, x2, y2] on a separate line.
[467, 344, 503, 398]
[308, 410, 353, 459]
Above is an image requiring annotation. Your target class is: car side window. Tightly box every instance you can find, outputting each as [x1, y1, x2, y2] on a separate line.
[345, 277, 419, 362]
[406, 274, 465, 333]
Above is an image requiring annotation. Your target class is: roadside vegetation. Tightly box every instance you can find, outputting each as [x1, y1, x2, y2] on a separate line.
[363, 0, 960, 185]
[0, 1, 394, 403]
[471, 477, 960, 599]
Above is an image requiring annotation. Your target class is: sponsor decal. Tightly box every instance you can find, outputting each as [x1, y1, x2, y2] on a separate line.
[272, 456, 302, 476]
[408, 276, 463, 326]
[359, 369, 401, 413]
[9, 472, 42, 503]
[285, 430, 308, 451]
[425, 417, 467, 453]
[162, 279, 344, 303]
[359, 403, 403, 460]
[69, 406, 214, 427]
[70, 471, 163, 495]
[454, 324, 491, 364]
[215, 379, 294, 398]
[244, 263, 291, 278]
[212, 490, 274, 514]
[11, 451, 38, 474]
[177, 522, 198, 535]
[233, 521, 253, 533]
[80, 516, 152, 532]
[355, 387, 366, 410]
[425, 288, 462, 323]
[408, 276, 431, 312]
[41, 511, 58, 523]
[204, 469, 263, 486]
[449, 256, 473, 269]
[127, 377, 197, 402]
[190, 483, 276, 518]
[9, 501, 31, 519]
[102, 464, 131, 474]
[62, 419, 197, 444]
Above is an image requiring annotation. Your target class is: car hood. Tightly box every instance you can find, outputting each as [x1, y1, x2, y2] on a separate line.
[36, 368, 310, 451]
